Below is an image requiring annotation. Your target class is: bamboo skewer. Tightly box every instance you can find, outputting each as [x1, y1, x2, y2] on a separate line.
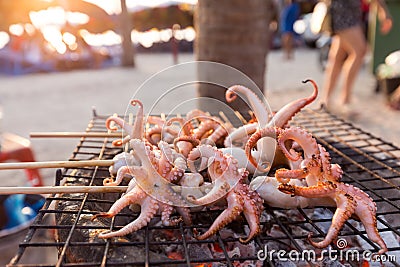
[6, 114, 137, 196]
[0, 186, 128, 195]
[234, 111, 248, 124]
[30, 132, 124, 138]
[0, 160, 114, 170]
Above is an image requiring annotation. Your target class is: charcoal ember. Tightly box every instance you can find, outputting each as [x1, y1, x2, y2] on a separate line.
[192, 208, 255, 240]
[232, 261, 263, 267]
[55, 216, 167, 264]
[212, 263, 231, 267]
[150, 226, 182, 243]
[274, 261, 297, 267]
[219, 229, 258, 258]
[264, 225, 293, 250]
[55, 169, 169, 264]
[188, 243, 213, 259]
[318, 259, 345, 267]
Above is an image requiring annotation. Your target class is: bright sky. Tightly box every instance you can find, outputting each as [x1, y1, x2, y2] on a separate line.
[84, 0, 198, 15]
[0, 0, 198, 50]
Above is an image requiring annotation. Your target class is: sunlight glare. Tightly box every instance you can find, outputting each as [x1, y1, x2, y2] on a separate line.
[66, 12, 90, 25]
[138, 34, 153, 48]
[24, 24, 36, 36]
[29, 7, 66, 29]
[84, 0, 121, 15]
[1, 1, 198, 52]
[9, 24, 25, 36]
[56, 43, 67, 54]
[184, 27, 195, 42]
[84, 0, 197, 14]
[80, 30, 122, 47]
[174, 30, 184, 41]
[127, 0, 197, 9]
[0, 32, 10, 49]
[134, 28, 161, 48]
[62, 32, 76, 46]
[44, 42, 55, 52]
[131, 27, 195, 48]
[42, 26, 66, 54]
[69, 42, 78, 51]
[160, 29, 172, 42]
[293, 20, 306, 35]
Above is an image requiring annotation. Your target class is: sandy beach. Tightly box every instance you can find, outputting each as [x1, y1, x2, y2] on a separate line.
[0, 48, 399, 186]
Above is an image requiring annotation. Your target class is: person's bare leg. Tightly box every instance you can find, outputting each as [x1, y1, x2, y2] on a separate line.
[337, 26, 367, 105]
[287, 33, 293, 59]
[321, 35, 347, 107]
[282, 33, 293, 60]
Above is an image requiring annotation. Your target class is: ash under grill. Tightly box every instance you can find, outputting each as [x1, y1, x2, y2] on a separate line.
[7, 108, 400, 267]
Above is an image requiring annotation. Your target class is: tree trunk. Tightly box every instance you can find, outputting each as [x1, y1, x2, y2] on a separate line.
[195, 0, 272, 119]
[120, 0, 135, 67]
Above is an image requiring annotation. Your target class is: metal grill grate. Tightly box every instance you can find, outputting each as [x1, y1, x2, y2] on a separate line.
[7, 108, 400, 267]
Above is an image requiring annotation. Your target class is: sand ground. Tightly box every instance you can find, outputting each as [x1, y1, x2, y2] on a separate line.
[0, 48, 399, 265]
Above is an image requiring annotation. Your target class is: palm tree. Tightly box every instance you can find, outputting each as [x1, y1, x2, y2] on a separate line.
[120, 0, 135, 67]
[195, 0, 272, 118]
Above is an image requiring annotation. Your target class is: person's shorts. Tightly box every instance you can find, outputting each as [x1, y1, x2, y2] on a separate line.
[330, 0, 362, 33]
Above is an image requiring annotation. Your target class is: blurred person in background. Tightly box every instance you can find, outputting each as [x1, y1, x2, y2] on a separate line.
[280, 0, 300, 60]
[171, 24, 181, 65]
[320, 0, 392, 115]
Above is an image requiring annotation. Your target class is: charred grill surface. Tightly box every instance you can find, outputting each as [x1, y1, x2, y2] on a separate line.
[7, 108, 400, 267]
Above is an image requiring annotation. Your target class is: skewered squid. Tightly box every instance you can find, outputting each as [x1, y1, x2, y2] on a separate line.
[274, 127, 387, 254]
[186, 144, 264, 243]
[92, 139, 191, 238]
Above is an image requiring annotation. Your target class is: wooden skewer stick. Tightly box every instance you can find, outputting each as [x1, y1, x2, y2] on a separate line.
[219, 111, 234, 129]
[0, 186, 128, 195]
[30, 132, 123, 138]
[234, 111, 248, 124]
[0, 160, 114, 170]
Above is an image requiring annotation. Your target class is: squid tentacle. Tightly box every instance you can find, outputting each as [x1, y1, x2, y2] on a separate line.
[278, 127, 319, 161]
[166, 117, 193, 136]
[269, 79, 318, 128]
[160, 203, 182, 227]
[240, 185, 263, 243]
[308, 192, 356, 248]
[130, 99, 144, 139]
[195, 191, 244, 240]
[187, 181, 230, 205]
[103, 165, 134, 186]
[244, 127, 281, 172]
[98, 197, 159, 239]
[226, 85, 269, 127]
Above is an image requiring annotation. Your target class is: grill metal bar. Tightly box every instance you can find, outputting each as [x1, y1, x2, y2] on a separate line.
[145, 227, 150, 267]
[316, 130, 400, 191]
[6, 108, 400, 267]
[298, 209, 358, 266]
[179, 223, 192, 266]
[56, 119, 109, 267]
[100, 217, 116, 267]
[217, 234, 233, 266]
[8, 197, 54, 264]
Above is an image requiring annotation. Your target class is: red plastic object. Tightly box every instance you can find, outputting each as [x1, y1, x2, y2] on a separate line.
[0, 133, 43, 187]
